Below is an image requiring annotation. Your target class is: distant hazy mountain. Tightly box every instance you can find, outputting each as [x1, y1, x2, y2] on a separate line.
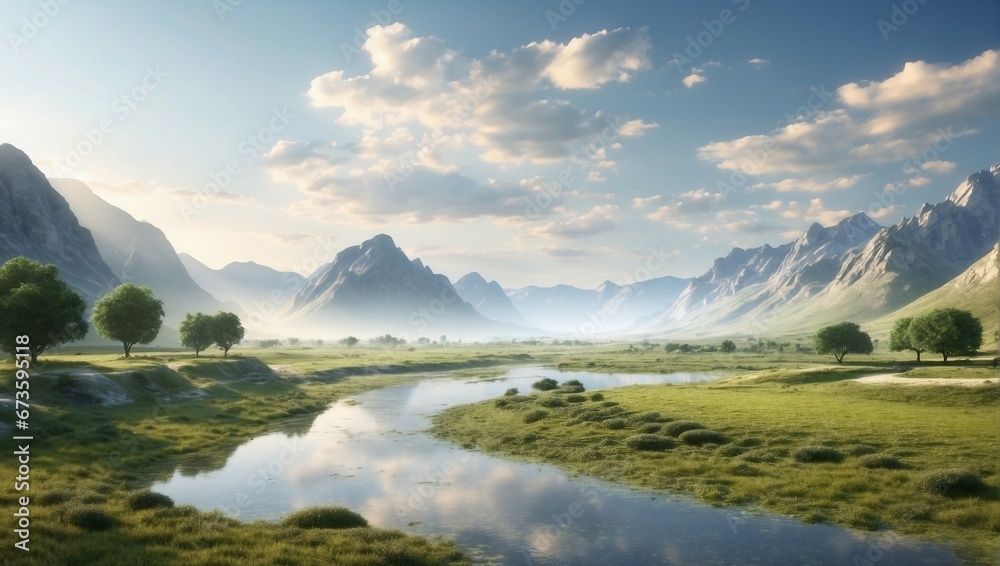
[50, 178, 232, 327]
[179, 253, 305, 317]
[453, 272, 531, 326]
[0, 144, 120, 300]
[277, 234, 504, 338]
[506, 275, 691, 333]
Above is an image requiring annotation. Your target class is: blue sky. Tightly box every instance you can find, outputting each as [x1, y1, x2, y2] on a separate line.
[2, 0, 998, 288]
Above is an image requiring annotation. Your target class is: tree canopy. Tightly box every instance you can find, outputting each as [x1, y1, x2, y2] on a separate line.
[908, 308, 982, 363]
[813, 322, 873, 363]
[92, 283, 164, 358]
[888, 317, 924, 362]
[720, 340, 736, 353]
[179, 313, 214, 357]
[0, 257, 88, 363]
[210, 311, 245, 357]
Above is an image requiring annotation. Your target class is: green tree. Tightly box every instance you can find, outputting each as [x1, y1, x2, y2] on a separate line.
[92, 284, 164, 358]
[0, 258, 88, 364]
[720, 340, 736, 353]
[210, 312, 244, 357]
[339, 336, 359, 348]
[888, 317, 923, 362]
[813, 322, 873, 363]
[179, 313, 214, 357]
[909, 308, 982, 363]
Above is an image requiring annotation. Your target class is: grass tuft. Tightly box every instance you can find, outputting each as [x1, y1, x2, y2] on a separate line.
[523, 409, 549, 424]
[791, 446, 844, 464]
[662, 420, 703, 437]
[281, 506, 369, 529]
[856, 454, 903, 470]
[916, 469, 987, 498]
[64, 504, 117, 531]
[125, 489, 175, 510]
[624, 434, 675, 451]
[678, 429, 727, 446]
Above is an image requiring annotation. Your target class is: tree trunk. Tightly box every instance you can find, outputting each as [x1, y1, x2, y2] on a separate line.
[123, 342, 131, 358]
[916, 351, 921, 363]
[942, 353, 948, 363]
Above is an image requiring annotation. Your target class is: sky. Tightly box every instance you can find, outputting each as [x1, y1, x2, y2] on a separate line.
[2, 0, 998, 289]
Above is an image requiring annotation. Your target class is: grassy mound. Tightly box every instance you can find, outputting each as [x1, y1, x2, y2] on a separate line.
[281, 506, 369, 529]
[916, 469, 987, 498]
[624, 434, 675, 451]
[791, 446, 843, 464]
[125, 489, 175, 510]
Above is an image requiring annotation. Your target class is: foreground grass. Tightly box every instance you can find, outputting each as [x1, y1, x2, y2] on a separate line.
[433, 361, 1000, 565]
[0, 349, 480, 565]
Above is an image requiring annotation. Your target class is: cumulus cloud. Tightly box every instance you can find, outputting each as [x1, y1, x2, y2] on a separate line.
[646, 188, 726, 221]
[682, 73, 706, 88]
[529, 205, 618, 238]
[747, 58, 769, 67]
[750, 174, 867, 192]
[266, 141, 560, 223]
[306, 23, 655, 165]
[699, 50, 999, 175]
[921, 160, 957, 174]
[782, 198, 855, 226]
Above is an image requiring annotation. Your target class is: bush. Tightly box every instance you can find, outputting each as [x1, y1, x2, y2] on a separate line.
[64, 505, 116, 531]
[679, 429, 727, 446]
[630, 411, 662, 423]
[504, 388, 519, 396]
[791, 446, 843, 464]
[663, 421, 703, 437]
[523, 409, 549, 424]
[638, 423, 664, 434]
[125, 490, 174, 511]
[589, 392, 604, 402]
[738, 449, 777, 463]
[565, 394, 588, 403]
[282, 506, 368, 529]
[856, 454, 903, 470]
[559, 385, 586, 393]
[717, 443, 749, 457]
[538, 397, 568, 408]
[603, 418, 628, 430]
[532, 378, 559, 391]
[624, 434, 674, 451]
[915, 469, 986, 498]
[494, 399, 509, 408]
[563, 379, 583, 387]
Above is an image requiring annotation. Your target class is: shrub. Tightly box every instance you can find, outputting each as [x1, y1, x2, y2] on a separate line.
[64, 505, 116, 531]
[663, 421, 703, 437]
[630, 411, 662, 423]
[532, 378, 559, 391]
[603, 418, 628, 430]
[559, 385, 586, 393]
[624, 434, 674, 451]
[538, 397, 568, 408]
[563, 379, 583, 387]
[856, 454, 903, 470]
[504, 388, 519, 396]
[791, 446, 843, 464]
[738, 449, 777, 463]
[589, 392, 605, 402]
[282, 506, 368, 529]
[717, 443, 749, 457]
[600, 400, 618, 407]
[494, 399, 510, 408]
[915, 469, 986, 498]
[638, 423, 664, 434]
[523, 409, 549, 424]
[125, 490, 174, 511]
[565, 394, 588, 403]
[679, 429, 727, 446]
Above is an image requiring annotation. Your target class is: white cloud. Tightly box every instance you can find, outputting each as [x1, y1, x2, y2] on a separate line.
[868, 204, 902, 220]
[921, 160, 957, 174]
[682, 73, 706, 88]
[782, 198, 854, 226]
[747, 58, 769, 67]
[699, 50, 999, 175]
[307, 23, 655, 165]
[907, 176, 931, 187]
[529, 205, 618, 238]
[751, 174, 867, 193]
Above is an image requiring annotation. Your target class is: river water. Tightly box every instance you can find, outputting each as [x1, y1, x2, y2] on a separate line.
[151, 367, 961, 565]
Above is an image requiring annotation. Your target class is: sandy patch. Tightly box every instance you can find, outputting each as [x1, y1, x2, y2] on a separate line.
[854, 373, 996, 387]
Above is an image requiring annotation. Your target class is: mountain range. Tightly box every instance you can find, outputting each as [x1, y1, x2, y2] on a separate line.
[0, 142, 996, 344]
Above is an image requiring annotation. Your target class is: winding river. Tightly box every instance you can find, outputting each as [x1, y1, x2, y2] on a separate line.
[151, 367, 962, 565]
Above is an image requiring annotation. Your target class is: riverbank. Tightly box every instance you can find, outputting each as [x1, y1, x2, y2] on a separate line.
[0, 350, 475, 565]
[432, 363, 1000, 565]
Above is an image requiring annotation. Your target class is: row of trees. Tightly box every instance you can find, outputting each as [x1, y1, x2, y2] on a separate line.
[814, 309, 982, 364]
[0, 257, 246, 362]
[179, 312, 245, 357]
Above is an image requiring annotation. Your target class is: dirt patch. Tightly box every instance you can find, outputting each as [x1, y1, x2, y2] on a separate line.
[854, 373, 996, 387]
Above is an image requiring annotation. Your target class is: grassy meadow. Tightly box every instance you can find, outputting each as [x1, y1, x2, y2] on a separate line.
[0, 342, 996, 564]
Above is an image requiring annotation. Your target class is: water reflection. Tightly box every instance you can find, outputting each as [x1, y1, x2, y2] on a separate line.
[152, 367, 961, 565]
